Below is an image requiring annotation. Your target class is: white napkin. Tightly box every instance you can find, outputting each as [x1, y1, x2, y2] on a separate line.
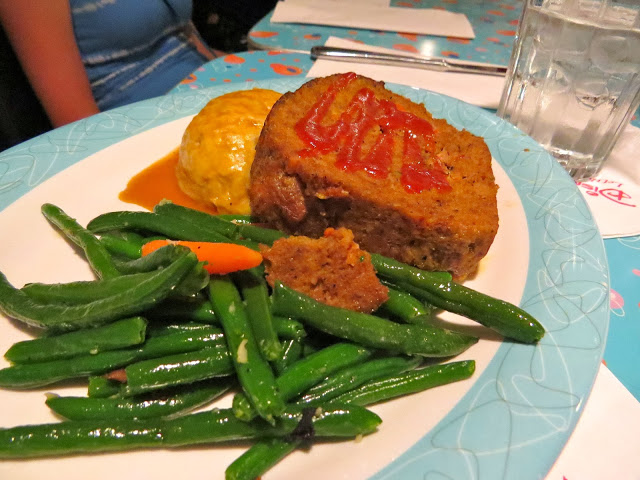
[577, 124, 640, 238]
[271, 0, 475, 39]
[545, 364, 640, 479]
[307, 37, 505, 109]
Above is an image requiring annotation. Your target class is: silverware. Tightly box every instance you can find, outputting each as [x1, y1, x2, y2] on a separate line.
[310, 46, 507, 77]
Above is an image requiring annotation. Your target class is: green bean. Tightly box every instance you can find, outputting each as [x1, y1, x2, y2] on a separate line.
[153, 201, 240, 239]
[20, 265, 178, 306]
[276, 343, 372, 399]
[109, 242, 224, 298]
[87, 376, 122, 398]
[20, 247, 206, 304]
[106, 230, 148, 244]
[296, 356, 422, 406]
[0, 247, 198, 331]
[272, 338, 304, 376]
[0, 405, 381, 458]
[219, 219, 285, 245]
[110, 243, 191, 274]
[122, 344, 234, 396]
[47, 381, 230, 420]
[232, 343, 373, 421]
[377, 282, 435, 323]
[370, 253, 453, 283]
[100, 232, 169, 260]
[373, 257, 545, 343]
[41, 203, 120, 279]
[146, 321, 215, 337]
[233, 223, 285, 246]
[208, 276, 284, 424]
[328, 360, 476, 406]
[190, 213, 285, 245]
[0, 327, 225, 389]
[153, 202, 279, 247]
[272, 316, 306, 341]
[99, 233, 143, 259]
[216, 214, 252, 224]
[21, 265, 207, 307]
[0, 350, 140, 389]
[174, 263, 211, 297]
[146, 296, 218, 324]
[100, 229, 149, 249]
[129, 326, 225, 358]
[110, 245, 209, 297]
[226, 438, 298, 480]
[4, 316, 147, 364]
[233, 269, 281, 361]
[87, 210, 231, 243]
[271, 282, 478, 357]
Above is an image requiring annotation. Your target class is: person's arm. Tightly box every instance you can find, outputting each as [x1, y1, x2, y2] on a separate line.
[186, 21, 223, 60]
[0, 0, 100, 128]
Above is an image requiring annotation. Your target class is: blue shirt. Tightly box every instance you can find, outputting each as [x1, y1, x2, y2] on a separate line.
[70, 0, 207, 110]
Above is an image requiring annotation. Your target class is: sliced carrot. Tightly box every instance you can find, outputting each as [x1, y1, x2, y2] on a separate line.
[141, 240, 263, 275]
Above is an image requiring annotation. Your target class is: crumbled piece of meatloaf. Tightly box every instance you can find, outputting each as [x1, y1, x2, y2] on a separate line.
[249, 73, 499, 280]
[261, 227, 389, 313]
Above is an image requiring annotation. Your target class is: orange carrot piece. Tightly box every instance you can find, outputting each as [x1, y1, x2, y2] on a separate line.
[141, 240, 263, 275]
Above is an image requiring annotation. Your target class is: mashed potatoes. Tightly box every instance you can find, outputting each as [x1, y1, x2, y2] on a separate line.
[176, 89, 282, 214]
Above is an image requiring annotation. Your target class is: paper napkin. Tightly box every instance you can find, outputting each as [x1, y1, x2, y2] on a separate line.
[271, 0, 475, 39]
[545, 364, 640, 479]
[577, 124, 640, 238]
[307, 37, 505, 109]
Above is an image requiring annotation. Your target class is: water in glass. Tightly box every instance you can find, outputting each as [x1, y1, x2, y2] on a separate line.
[498, 0, 640, 181]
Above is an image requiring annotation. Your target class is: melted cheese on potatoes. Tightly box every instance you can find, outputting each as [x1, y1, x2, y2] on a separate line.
[176, 89, 282, 214]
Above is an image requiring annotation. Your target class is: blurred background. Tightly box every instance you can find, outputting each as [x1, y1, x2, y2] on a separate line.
[0, 0, 278, 152]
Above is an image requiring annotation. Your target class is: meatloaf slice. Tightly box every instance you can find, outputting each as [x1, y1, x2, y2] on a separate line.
[249, 73, 498, 279]
[261, 228, 389, 313]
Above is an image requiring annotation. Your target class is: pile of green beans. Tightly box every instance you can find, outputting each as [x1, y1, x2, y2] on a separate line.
[0, 201, 545, 479]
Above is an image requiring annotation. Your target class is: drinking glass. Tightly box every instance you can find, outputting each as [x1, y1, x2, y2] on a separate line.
[498, 0, 640, 181]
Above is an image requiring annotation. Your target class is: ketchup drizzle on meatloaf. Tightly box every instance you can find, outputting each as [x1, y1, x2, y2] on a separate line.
[294, 72, 450, 193]
[249, 73, 499, 280]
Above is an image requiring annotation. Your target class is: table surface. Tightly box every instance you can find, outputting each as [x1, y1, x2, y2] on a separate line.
[171, 0, 640, 403]
[247, 0, 640, 128]
[249, 0, 523, 65]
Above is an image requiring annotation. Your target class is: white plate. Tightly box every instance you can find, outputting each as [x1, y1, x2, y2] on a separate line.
[0, 79, 609, 480]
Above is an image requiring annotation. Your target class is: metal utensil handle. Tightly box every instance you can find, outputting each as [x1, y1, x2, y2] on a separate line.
[310, 46, 506, 77]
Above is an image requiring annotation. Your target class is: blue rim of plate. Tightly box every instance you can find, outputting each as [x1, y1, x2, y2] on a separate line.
[0, 78, 609, 479]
